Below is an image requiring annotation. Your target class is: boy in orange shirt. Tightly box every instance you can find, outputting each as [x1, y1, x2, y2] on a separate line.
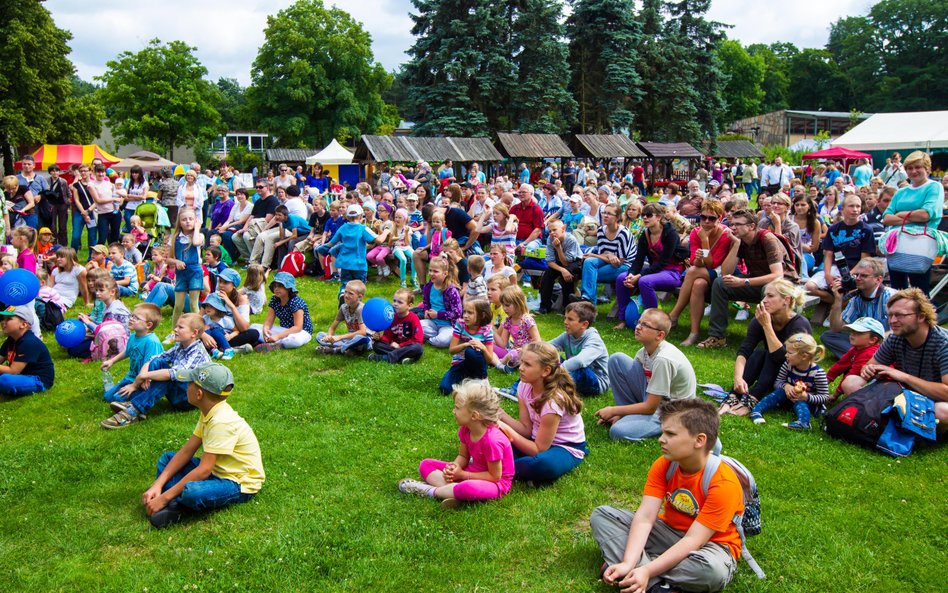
[590, 399, 743, 593]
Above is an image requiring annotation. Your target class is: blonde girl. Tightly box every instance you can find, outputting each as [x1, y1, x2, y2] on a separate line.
[390, 208, 416, 288]
[366, 202, 394, 279]
[484, 202, 517, 258]
[493, 285, 541, 373]
[168, 207, 205, 325]
[622, 199, 644, 239]
[497, 342, 588, 483]
[486, 273, 510, 332]
[439, 299, 496, 394]
[129, 214, 149, 243]
[240, 264, 268, 315]
[483, 243, 516, 286]
[144, 246, 173, 295]
[420, 256, 462, 348]
[52, 246, 90, 308]
[398, 379, 514, 509]
[750, 333, 829, 430]
[11, 227, 37, 273]
[427, 211, 450, 257]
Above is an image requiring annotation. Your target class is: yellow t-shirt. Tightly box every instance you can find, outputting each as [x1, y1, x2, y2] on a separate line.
[491, 303, 507, 332]
[194, 401, 265, 494]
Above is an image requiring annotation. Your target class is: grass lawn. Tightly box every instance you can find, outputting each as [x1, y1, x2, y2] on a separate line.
[0, 273, 944, 592]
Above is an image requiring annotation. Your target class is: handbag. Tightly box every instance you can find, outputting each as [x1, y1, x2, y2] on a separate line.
[880, 216, 937, 274]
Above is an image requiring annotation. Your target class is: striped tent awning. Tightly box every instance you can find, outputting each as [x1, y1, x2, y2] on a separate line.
[16, 144, 122, 170]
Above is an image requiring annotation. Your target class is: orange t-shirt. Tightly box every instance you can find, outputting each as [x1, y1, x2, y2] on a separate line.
[643, 456, 744, 559]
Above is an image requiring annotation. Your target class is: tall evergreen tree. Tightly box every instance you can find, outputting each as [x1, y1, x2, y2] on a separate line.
[511, 0, 577, 133]
[665, 0, 728, 145]
[566, 0, 642, 133]
[403, 0, 516, 137]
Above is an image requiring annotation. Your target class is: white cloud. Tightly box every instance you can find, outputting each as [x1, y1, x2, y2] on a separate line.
[47, 0, 873, 86]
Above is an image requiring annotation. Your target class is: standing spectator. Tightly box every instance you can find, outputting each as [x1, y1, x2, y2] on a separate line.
[880, 152, 907, 187]
[45, 165, 71, 246]
[16, 154, 48, 229]
[763, 157, 793, 194]
[92, 165, 122, 244]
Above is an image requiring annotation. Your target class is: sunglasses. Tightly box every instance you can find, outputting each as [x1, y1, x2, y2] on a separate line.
[255, 185, 265, 189]
[699, 215, 718, 222]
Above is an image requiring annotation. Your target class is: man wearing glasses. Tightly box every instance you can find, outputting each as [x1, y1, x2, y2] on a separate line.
[821, 258, 895, 359]
[848, 288, 948, 427]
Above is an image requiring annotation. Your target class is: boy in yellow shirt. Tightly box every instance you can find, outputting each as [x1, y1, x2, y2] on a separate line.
[142, 363, 265, 528]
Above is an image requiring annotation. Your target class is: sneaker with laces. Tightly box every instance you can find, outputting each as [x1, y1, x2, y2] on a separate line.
[750, 412, 766, 424]
[100, 409, 145, 429]
[397, 478, 433, 497]
[211, 348, 222, 359]
[233, 343, 254, 354]
[783, 420, 811, 430]
[220, 348, 235, 361]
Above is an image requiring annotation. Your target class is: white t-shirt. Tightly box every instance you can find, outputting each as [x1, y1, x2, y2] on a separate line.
[283, 197, 309, 221]
[633, 341, 697, 401]
[52, 266, 84, 308]
[227, 202, 254, 226]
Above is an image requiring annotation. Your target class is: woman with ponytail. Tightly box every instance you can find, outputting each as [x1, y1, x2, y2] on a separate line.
[497, 342, 588, 484]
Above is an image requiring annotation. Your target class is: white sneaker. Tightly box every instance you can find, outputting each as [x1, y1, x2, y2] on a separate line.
[823, 318, 831, 328]
[735, 309, 749, 321]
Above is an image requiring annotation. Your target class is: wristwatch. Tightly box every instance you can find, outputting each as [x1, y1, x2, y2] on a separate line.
[744, 279, 750, 287]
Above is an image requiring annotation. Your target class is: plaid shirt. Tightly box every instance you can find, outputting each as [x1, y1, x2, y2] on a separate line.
[150, 340, 211, 380]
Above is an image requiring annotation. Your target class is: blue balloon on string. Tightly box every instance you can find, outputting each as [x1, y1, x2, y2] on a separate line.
[55, 320, 87, 349]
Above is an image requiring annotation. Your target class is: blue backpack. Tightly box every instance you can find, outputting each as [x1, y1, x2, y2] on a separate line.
[665, 440, 765, 580]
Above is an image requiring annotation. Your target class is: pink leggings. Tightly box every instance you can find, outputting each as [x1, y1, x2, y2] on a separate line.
[367, 246, 390, 266]
[419, 459, 505, 501]
[492, 345, 521, 365]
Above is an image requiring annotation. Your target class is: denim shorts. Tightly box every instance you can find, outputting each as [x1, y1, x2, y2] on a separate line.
[175, 267, 204, 292]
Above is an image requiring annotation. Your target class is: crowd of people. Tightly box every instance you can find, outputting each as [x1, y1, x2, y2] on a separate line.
[2, 149, 946, 593]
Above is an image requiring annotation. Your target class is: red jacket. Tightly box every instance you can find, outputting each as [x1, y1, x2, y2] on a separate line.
[381, 312, 424, 347]
[827, 343, 880, 391]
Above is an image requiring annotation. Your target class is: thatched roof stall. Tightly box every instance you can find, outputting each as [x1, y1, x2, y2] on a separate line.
[636, 142, 704, 189]
[701, 140, 765, 160]
[354, 135, 502, 163]
[265, 148, 317, 165]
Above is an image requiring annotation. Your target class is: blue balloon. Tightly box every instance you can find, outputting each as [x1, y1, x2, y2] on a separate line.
[624, 300, 641, 328]
[55, 320, 87, 349]
[0, 268, 40, 306]
[362, 297, 395, 332]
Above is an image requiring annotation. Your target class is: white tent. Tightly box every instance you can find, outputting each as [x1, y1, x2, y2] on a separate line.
[832, 111, 948, 152]
[306, 139, 354, 165]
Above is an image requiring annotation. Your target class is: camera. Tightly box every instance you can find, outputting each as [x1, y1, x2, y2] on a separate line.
[835, 251, 856, 293]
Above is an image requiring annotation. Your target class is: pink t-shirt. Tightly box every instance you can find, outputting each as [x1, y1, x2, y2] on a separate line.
[459, 424, 515, 494]
[16, 249, 37, 274]
[517, 382, 587, 459]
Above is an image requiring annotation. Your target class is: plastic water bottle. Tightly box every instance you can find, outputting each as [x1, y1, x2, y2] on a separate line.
[101, 370, 114, 391]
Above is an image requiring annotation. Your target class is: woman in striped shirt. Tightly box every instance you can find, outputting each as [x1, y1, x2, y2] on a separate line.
[579, 203, 635, 302]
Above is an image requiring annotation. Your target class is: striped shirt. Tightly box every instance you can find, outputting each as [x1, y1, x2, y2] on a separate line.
[594, 225, 636, 264]
[874, 326, 948, 384]
[491, 222, 517, 256]
[841, 286, 897, 331]
[775, 362, 830, 405]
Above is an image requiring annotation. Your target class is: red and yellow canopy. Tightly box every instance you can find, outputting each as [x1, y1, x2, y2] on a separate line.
[15, 144, 122, 170]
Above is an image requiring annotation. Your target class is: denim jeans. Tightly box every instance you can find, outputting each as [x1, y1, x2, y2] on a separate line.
[513, 441, 588, 483]
[146, 282, 191, 310]
[118, 285, 137, 297]
[104, 377, 135, 402]
[156, 452, 254, 512]
[606, 355, 662, 441]
[580, 258, 630, 300]
[97, 211, 122, 244]
[205, 326, 230, 351]
[338, 269, 367, 297]
[71, 211, 98, 252]
[129, 358, 193, 416]
[439, 348, 487, 394]
[752, 388, 812, 426]
[0, 374, 46, 396]
[571, 366, 605, 397]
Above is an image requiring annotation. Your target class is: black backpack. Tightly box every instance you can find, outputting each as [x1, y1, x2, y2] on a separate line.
[824, 381, 903, 447]
[41, 301, 65, 332]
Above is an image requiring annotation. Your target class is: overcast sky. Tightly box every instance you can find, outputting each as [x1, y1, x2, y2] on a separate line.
[48, 0, 875, 86]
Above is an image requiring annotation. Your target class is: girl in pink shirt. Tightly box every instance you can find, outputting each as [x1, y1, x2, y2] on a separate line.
[398, 380, 514, 509]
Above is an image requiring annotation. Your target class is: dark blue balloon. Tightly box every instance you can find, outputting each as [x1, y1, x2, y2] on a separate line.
[624, 300, 641, 328]
[362, 297, 395, 332]
[0, 268, 40, 306]
[55, 319, 87, 349]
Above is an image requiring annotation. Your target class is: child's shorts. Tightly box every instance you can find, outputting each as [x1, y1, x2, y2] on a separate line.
[175, 266, 204, 292]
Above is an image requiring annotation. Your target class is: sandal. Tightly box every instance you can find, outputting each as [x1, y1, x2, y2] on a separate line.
[718, 393, 741, 415]
[696, 336, 727, 349]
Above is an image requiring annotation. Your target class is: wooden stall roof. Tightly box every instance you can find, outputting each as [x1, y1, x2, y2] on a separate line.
[701, 140, 765, 159]
[635, 142, 704, 159]
[571, 134, 647, 158]
[496, 133, 574, 159]
[354, 135, 502, 163]
[266, 148, 318, 162]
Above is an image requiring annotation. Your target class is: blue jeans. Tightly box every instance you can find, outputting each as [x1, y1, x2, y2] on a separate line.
[439, 348, 487, 394]
[571, 366, 605, 397]
[513, 441, 588, 483]
[14, 212, 38, 230]
[338, 269, 367, 297]
[606, 355, 662, 441]
[146, 282, 192, 309]
[119, 285, 138, 297]
[97, 211, 122, 244]
[753, 388, 812, 426]
[122, 209, 135, 233]
[156, 452, 254, 511]
[581, 259, 630, 300]
[0, 374, 46, 396]
[205, 326, 230, 351]
[104, 377, 135, 402]
[71, 211, 98, 252]
[129, 358, 193, 416]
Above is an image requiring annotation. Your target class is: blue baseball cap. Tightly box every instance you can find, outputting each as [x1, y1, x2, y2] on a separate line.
[844, 317, 885, 338]
[201, 293, 229, 313]
[270, 271, 297, 292]
[215, 268, 241, 288]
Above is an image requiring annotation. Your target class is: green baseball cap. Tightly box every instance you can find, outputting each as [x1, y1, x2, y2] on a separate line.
[175, 363, 234, 397]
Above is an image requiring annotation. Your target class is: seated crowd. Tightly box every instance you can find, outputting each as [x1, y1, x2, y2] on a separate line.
[2, 152, 946, 593]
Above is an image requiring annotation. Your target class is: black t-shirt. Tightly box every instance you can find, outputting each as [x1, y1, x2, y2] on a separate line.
[308, 210, 329, 234]
[445, 207, 473, 240]
[1, 331, 54, 389]
[457, 257, 470, 285]
[250, 195, 280, 219]
[820, 220, 876, 269]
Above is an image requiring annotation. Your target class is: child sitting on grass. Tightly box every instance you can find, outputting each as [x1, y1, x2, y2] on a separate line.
[256, 272, 313, 353]
[548, 300, 610, 397]
[142, 363, 264, 529]
[486, 273, 510, 333]
[439, 299, 495, 395]
[591, 398, 744, 593]
[825, 317, 884, 397]
[0, 305, 54, 397]
[143, 246, 174, 298]
[108, 242, 139, 297]
[201, 294, 235, 360]
[419, 256, 462, 348]
[493, 285, 541, 375]
[398, 379, 513, 509]
[750, 333, 830, 430]
[100, 313, 211, 429]
[464, 255, 487, 303]
[73, 277, 130, 359]
[101, 303, 164, 404]
[315, 279, 371, 356]
[368, 287, 424, 364]
[85, 244, 111, 272]
[121, 233, 143, 265]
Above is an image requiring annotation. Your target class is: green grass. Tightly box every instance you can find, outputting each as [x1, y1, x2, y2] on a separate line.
[0, 275, 944, 592]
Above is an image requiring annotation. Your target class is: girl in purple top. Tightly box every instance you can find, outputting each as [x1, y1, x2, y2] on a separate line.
[398, 380, 514, 509]
[498, 342, 588, 484]
[419, 256, 462, 348]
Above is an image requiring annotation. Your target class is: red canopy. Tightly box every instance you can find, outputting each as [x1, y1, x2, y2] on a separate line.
[801, 147, 871, 161]
[14, 144, 121, 170]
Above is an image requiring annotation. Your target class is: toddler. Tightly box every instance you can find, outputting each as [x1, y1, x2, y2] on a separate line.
[826, 317, 884, 396]
[750, 333, 830, 430]
[143, 246, 174, 296]
[464, 255, 487, 303]
[315, 280, 371, 355]
[439, 299, 495, 395]
[398, 379, 514, 509]
[121, 233, 143, 265]
[201, 293, 235, 360]
[368, 287, 424, 364]
[240, 264, 267, 315]
[129, 215, 149, 243]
